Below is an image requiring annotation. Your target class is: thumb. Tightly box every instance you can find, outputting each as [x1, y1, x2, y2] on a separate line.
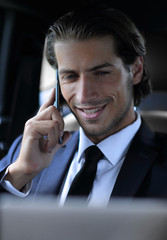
[60, 131, 71, 147]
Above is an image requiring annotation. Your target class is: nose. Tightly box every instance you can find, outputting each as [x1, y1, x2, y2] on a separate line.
[76, 74, 99, 103]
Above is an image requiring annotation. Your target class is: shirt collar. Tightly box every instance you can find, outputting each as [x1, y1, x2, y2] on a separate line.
[77, 111, 141, 165]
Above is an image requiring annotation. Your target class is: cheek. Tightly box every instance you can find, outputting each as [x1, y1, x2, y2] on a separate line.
[103, 80, 121, 99]
[60, 83, 75, 105]
[109, 72, 130, 97]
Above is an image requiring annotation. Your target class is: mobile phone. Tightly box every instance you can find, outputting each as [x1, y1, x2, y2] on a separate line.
[54, 71, 63, 144]
[54, 71, 60, 110]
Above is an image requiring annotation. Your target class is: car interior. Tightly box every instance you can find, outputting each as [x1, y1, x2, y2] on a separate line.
[1, 2, 167, 240]
[0, 0, 167, 160]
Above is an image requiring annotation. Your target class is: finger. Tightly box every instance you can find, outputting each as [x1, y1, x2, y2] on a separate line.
[36, 105, 61, 120]
[25, 119, 60, 141]
[35, 106, 64, 133]
[43, 124, 60, 152]
[45, 128, 71, 152]
[58, 131, 71, 147]
[25, 119, 61, 153]
[38, 88, 55, 113]
[40, 129, 71, 153]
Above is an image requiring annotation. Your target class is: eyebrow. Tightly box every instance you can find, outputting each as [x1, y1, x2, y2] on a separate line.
[87, 63, 114, 72]
[59, 62, 114, 75]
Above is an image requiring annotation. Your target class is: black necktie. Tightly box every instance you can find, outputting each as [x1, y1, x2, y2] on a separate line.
[67, 145, 103, 197]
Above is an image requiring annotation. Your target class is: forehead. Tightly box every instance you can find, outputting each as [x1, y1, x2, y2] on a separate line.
[54, 37, 118, 69]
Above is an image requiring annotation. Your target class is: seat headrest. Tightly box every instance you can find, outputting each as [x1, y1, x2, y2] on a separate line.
[145, 31, 167, 91]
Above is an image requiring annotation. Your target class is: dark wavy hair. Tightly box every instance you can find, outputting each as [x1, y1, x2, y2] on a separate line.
[46, 4, 151, 106]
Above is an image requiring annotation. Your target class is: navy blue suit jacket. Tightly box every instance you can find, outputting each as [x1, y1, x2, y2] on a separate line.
[1, 120, 167, 199]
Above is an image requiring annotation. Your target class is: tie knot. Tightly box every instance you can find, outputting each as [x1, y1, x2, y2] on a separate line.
[84, 145, 103, 164]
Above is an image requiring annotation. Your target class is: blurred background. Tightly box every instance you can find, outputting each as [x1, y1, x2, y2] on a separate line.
[0, 0, 167, 158]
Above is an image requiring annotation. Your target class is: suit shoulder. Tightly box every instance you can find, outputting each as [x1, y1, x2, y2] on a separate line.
[155, 131, 167, 143]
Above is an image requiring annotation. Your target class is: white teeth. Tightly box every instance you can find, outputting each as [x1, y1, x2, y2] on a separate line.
[83, 107, 102, 114]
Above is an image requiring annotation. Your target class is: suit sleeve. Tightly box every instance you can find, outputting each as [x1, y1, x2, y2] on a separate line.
[0, 135, 22, 182]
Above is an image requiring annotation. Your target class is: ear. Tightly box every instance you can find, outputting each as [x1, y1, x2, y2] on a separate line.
[132, 56, 143, 85]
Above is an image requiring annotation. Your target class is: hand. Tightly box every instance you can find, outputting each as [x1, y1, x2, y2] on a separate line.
[5, 88, 71, 190]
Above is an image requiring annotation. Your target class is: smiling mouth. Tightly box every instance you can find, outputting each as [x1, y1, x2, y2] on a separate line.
[77, 105, 106, 119]
[82, 106, 103, 114]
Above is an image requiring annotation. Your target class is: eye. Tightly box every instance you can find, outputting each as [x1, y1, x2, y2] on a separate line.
[65, 74, 76, 79]
[95, 71, 110, 76]
[61, 73, 78, 81]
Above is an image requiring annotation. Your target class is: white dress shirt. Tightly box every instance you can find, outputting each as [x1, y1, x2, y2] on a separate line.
[2, 112, 141, 206]
[59, 111, 141, 206]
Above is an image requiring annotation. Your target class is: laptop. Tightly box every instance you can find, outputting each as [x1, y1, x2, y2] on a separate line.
[1, 195, 167, 240]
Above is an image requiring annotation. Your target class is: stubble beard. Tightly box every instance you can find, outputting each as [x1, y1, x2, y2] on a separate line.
[69, 76, 134, 141]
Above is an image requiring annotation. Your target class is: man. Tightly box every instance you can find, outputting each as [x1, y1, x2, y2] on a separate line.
[0, 4, 167, 206]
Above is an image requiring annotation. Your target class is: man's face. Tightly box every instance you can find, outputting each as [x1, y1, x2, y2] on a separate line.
[55, 37, 138, 143]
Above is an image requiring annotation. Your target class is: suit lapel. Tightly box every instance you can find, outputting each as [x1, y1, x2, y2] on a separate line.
[111, 121, 160, 197]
